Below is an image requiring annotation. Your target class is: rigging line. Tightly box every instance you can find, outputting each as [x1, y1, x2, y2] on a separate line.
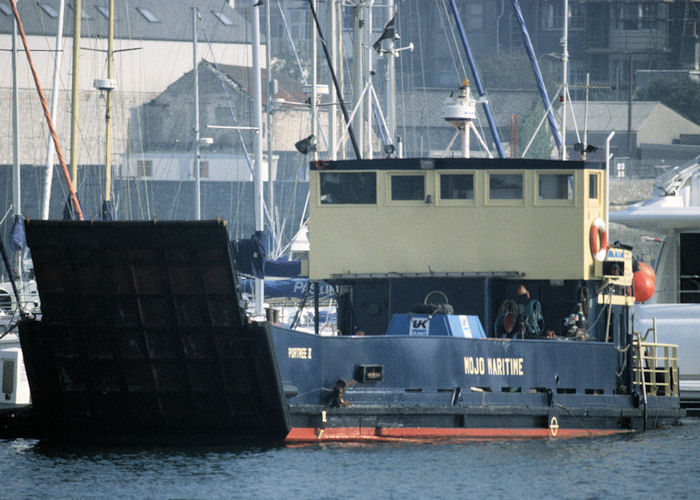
[438, 0, 465, 83]
[522, 84, 561, 158]
[307, 0, 362, 159]
[275, 0, 308, 86]
[9, 0, 82, 220]
[197, 18, 275, 231]
[565, 85, 581, 143]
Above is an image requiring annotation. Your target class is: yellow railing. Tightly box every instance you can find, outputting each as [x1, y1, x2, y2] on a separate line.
[633, 319, 679, 398]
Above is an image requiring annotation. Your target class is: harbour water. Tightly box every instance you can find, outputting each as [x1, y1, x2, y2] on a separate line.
[2, 418, 698, 499]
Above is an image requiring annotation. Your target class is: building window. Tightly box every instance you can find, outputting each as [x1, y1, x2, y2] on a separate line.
[462, 1, 484, 32]
[320, 172, 376, 204]
[615, 3, 659, 30]
[200, 161, 209, 179]
[391, 175, 424, 201]
[440, 174, 474, 200]
[136, 7, 160, 23]
[538, 173, 573, 200]
[489, 173, 523, 200]
[589, 173, 599, 200]
[286, 7, 309, 40]
[542, 2, 584, 31]
[137, 160, 153, 178]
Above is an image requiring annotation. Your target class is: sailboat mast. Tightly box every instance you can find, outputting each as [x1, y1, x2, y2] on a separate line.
[42, 0, 65, 220]
[103, 0, 114, 218]
[70, 0, 81, 188]
[11, 0, 21, 284]
[9, 0, 82, 220]
[11, 0, 20, 223]
[193, 7, 201, 221]
[311, 0, 318, 161]
[252, 1, 265, 316]
[265, 0, 276, 253]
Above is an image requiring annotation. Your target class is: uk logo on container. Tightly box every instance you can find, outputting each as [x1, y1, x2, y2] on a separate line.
[409, 318, 430, 336]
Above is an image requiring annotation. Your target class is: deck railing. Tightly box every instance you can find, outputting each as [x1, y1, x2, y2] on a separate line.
[633, 319, 679, 398]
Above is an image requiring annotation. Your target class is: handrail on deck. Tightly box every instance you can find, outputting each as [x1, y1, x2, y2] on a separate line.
[633, 318, 679, 397]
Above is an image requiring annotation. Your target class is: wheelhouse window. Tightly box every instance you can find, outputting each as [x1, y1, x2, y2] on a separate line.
[320, 172, 376, 204]
[589, 173, 599, 200]
[489, 173, 523, 200]
[391, 174, 425, 201]
[440, 174, 474, 200]
[538, 173, 573, 200]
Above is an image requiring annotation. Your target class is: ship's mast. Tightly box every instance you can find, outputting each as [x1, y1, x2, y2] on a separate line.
[352, 2, 365, 155]
[560, 0, 569, 160]
[384, 0, 396, 143]
[327, 0, 337, 160]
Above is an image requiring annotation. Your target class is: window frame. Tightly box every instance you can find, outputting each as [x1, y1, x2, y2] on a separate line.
[486, 171, 525, 205]
[319, 171, 378, 206]
[535, 171, 575, 206]
[437, 171, 476, 205]
[388, 173, 426, 204]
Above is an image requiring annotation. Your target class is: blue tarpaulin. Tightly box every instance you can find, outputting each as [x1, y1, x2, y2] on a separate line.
[240, 279, 334, 300]
[233, 231, 267, 278]
[8, 215, 25, 252]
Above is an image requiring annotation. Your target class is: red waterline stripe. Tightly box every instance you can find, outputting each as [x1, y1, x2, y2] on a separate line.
[285, 426, 631, 443]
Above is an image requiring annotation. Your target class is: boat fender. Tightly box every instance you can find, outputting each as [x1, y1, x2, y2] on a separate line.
[589, 217, 608, 261]
[633, 270, 655, 303]
[495, 299, 518, 337]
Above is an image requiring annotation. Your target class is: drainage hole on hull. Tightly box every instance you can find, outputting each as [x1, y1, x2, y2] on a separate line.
[556, 388, 576, 394]
[405, 388, 422, 392]
[501, 387, 522, 393]
[585, 389, 604, 395]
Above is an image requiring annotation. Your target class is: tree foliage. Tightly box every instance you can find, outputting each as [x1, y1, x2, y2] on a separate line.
[476, 53, 559, 91]
[517, 101, 556, 159]
[635, 78, 700, 125]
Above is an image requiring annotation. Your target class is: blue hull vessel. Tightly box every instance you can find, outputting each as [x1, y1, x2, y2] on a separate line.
[17, 153, 686, 443]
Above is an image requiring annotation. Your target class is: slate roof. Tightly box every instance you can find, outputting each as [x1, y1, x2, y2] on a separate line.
[214, 62, 306, 104]
[564, 101, 698, 132]
[0, 0, 254, 43]
[396, 88, 541, 129]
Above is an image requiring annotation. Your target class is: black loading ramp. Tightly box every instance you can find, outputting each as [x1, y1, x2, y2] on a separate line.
[19, 220, 290, 441]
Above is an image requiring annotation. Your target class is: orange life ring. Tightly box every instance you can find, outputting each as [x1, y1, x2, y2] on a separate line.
[589, 217, 608, 262]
